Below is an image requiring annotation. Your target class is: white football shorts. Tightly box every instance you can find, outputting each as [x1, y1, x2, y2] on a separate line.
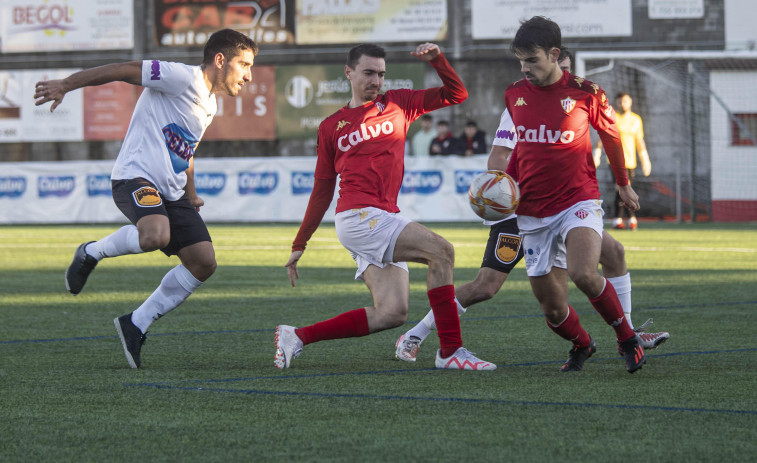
[516, 200, 605, 277]
[335, 207, 411, 281]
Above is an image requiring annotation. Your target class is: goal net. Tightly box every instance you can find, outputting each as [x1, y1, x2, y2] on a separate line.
[576, 51, 757, 223]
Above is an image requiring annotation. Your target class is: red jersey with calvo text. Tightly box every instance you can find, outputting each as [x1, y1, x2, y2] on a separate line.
[315, 54, 467, 213]
[504, 71, 627, 218]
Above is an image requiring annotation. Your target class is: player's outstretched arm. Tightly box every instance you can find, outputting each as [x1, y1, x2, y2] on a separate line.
[34, 61, 142, 112]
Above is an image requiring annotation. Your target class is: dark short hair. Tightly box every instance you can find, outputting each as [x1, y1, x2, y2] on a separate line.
[420, 114, 433, 121]
[203, 29, 258, 65]
[436, 120, 450, 127]
[510, 16, 561, 55]
[465, 120, 478, 128]
[615, 92, 630, 100]
[347, 43, 386, 69]
[558, 47, 573, 63]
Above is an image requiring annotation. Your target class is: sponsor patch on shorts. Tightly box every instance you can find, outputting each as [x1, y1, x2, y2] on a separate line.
[496, 233, 521, 264]
[132, 186, 162, 207]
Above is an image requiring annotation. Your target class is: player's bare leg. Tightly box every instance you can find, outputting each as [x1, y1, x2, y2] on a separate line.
[600, 231, 669, 348]
[396, 267, 508, 361]
[393, 223, 495, 370]
[566, 227, 644, 372]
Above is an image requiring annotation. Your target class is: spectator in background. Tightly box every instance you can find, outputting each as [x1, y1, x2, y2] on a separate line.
[429, 120, 461, 155]
[458, 120, 487, 156]
[410, 114, 436, 157]
[594, 92, 652, 230]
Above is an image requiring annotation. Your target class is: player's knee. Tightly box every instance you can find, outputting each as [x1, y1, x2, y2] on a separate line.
[139, 232, 170, 252]
[568, 269, 600, 294]
[379, 301, 408, 328]
[432, 238, 455, 268]
[188, 256, 217, 282]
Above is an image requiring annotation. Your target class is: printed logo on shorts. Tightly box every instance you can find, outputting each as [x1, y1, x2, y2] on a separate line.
[575, 209, 589, 219]
[132, 186, 162, 207]
[496, 233, 521, 264]
[369, 218, 378, 230]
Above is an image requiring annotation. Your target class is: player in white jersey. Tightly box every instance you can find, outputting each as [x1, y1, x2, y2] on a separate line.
[395, 48, 668, 362]
[34, 29, 258, 368]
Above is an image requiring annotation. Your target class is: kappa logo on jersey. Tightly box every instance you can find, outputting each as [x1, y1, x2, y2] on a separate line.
[401, 170, 442, 194]
[150, 60, 161, 80]
[291, 171, 314, 195]
[574, 76, 585, 86]
[516, 125, 576, 144]
[239, 172, 278, 195]
[336, 120, 350, 130]
[575, 209, 589, 219]
[496, 233, 522, 264]
[38, 176, 74, 198]
[604, 105, 615, 118]
[515, 97, 527, 106]
[194, 173, 226, 196]
[590, 83, 599, 94]
[133, 186, 162, 207]
[86, 174, 111, 197]
[162, 123, 198, 174]
[337, 121, 395, 152]
[561, 96, 576, 114]
[0, 177, 26, 198]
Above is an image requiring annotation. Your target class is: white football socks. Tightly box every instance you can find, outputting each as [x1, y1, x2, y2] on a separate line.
[607, 273, 633, 330]
[85, 225, 143, 261]
[130, 264, 203, 333]
[406, 297, 467, 341]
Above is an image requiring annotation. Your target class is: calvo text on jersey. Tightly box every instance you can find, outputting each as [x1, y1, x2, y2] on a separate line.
[337, 121, 395, 152]
[516, 125, 576, 144]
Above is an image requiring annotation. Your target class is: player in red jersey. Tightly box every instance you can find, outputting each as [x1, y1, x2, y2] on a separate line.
[504, 17, 646, 373]
[274, 42, 495, 371]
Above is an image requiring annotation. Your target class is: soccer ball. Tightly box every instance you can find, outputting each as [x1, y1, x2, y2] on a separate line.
[467, 170, 520, 221]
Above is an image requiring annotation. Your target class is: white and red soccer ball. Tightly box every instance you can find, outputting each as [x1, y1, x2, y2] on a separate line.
[467, 170, 520, 221]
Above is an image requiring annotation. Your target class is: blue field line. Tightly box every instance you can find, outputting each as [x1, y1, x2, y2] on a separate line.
[3, 299, 756, 345]
[122, 375, 757, 416]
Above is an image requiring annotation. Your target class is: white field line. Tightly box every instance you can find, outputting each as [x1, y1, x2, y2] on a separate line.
[1, 243, 755, 253]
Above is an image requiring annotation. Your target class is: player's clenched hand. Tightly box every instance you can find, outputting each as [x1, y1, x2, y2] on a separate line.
[411, 43, 440, 61]
[188, 195, 204, 212]
[285, 250, 303, 287]
[618, 184, 640, 212]
[34, 80, 67, 112]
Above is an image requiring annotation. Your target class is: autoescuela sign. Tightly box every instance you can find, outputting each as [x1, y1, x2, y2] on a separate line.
[154, 0, 294, 47]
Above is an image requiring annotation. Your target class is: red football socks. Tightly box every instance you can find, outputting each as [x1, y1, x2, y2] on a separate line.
[295, 308, 370, 345]
[428, 285, 463, 358]
[589, 280, 636, 342]
[547, 306, 591, 348]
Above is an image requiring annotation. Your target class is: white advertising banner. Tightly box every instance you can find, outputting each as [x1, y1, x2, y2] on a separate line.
[471, 0, 632, 39]
[295, 0, 447, 44]
[0, 156, 490, 224]
[0, 69, 84, 142]
[0, 0, 134, 53]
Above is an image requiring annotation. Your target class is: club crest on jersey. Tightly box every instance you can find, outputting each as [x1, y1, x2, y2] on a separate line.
[132, 186, 162, 207]
[560, 96, 576, 114]
[336, 120, 350, 130]
[515, 97, 527, 106]
[496, 233, 522, 264]
[375, 101, 385, 113]
[575, 209, 589, 219]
